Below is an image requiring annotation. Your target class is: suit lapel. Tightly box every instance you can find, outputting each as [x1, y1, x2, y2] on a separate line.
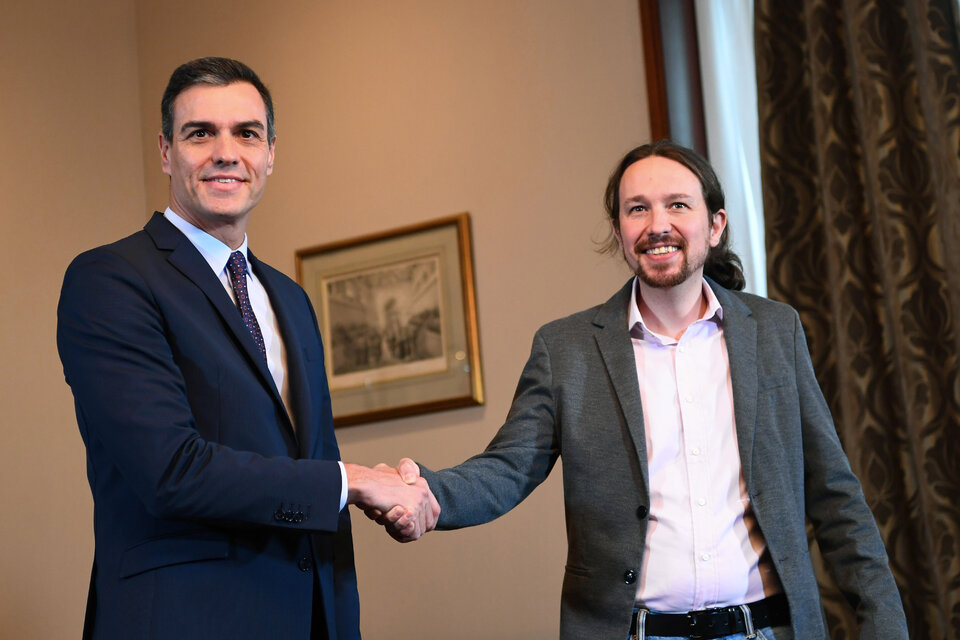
[250, 254, 310, 454]
[144, 213, 289, 424]
[593, 279, 760, 498]
[593, 279, 650, 493]
[710, 282, 759, 490]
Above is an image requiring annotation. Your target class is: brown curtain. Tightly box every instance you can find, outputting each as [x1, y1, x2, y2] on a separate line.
[755, 1, 960, 638]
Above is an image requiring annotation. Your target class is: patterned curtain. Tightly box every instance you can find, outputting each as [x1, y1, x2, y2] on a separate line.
[755, 1, 960, 638]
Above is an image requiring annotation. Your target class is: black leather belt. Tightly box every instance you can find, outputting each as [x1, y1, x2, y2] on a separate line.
[630, 593, 790, 639]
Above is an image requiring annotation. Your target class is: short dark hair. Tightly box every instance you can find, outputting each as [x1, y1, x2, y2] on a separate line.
[601, 140, 746, 291]
[161, 57, 275, 142]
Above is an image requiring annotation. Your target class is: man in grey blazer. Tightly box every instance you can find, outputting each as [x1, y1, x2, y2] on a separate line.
[373, 141, 906, 639]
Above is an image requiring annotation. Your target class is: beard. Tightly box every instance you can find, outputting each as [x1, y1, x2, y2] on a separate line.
[631, 234, 708, 289]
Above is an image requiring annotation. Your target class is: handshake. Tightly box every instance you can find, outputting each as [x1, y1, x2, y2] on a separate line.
[344, 458, 438, 542]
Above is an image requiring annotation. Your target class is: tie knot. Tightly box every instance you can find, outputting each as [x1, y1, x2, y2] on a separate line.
[227, 251, 247, 280]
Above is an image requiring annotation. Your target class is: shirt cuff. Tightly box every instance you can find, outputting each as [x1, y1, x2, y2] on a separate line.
[338, 461, 348, 511]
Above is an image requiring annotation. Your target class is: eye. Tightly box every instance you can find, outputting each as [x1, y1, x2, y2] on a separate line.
[239, 129, 261, 140]
[628, 204, 647, 213]
[670, 202, 689, 209]
[188, 129, 209, 139]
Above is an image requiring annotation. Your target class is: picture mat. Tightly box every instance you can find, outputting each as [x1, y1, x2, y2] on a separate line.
[299, 222, 474, 422]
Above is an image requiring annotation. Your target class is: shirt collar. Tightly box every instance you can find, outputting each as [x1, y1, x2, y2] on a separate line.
[628, 276, 724, 342]
[164, 207, 250, 276]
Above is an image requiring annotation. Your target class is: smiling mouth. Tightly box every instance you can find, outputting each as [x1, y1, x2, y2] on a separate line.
[204, 177, 244, 183]
[643, 246, 679, 255]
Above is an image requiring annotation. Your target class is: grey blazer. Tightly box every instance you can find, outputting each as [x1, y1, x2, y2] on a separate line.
[420, 279, 906, 639]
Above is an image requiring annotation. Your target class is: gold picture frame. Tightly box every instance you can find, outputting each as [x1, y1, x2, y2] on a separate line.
[296, 213, 484, 426]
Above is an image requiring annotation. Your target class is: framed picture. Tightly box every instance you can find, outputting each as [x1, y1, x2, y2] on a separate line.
[296, 213, 484, 426]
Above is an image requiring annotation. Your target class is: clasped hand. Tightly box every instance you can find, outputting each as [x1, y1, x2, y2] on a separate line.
[344, 459, 438, 542]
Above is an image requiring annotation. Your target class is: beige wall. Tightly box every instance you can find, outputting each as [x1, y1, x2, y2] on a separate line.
[1, 1, 648, 637]
[0, 1, 146, 638]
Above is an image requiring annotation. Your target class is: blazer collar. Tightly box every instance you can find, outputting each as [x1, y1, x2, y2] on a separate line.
[251, 255, 314, 455]
[590, 277, 761, 495]
[143, 213, 290, 428]
[708, 280, 759, 490]
[592, 279, 650, 493]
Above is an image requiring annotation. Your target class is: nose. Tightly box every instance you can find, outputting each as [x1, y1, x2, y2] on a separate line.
[647, 206, 672, 235]
[212, 135, 240, 165]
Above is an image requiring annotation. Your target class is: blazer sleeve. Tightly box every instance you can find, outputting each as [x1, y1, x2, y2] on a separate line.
[420, 330, 561, 528]
[57, 247, 344, 533]
[791, 310, 908, 638]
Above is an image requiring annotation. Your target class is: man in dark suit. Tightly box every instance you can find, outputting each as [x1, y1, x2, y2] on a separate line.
[57, 57, 438, 640]
[376, 141, 906, 639]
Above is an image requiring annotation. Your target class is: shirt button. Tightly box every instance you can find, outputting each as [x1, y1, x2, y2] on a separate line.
[697, 498, 706, 506]
[692, 448, 701, 456]
[684, 395, 694, 403]
[700, 553, 710, 562]
[297, 557, 313, 572]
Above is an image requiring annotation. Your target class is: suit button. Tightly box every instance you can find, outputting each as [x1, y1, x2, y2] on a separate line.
[624, 569, 637, 584]
[636, 505, 649, 519]
[298, 557, 313, 572]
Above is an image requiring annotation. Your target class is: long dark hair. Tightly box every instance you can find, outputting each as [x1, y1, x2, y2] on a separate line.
[602, 140, 746, 291]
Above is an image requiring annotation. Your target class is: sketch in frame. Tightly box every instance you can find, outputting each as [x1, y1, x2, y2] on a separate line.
[296, 212, 483, 426]
[322, 254, 447, 390]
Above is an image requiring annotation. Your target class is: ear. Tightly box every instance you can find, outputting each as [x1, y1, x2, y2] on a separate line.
[266, 135, 277, 176]
[709, 209, 727, 247]
[611, 218, 624, 251]
[159, 133, 172, 177]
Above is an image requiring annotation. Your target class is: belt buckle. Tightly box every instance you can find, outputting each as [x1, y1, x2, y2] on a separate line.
[687, 607, 734, 640]
[687, 610, 706, 640]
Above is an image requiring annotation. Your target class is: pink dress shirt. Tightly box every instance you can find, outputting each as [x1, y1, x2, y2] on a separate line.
[629, 278, 782, 612]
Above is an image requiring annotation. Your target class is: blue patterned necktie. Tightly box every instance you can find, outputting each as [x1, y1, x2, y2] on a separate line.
[226, 251, 267, 363]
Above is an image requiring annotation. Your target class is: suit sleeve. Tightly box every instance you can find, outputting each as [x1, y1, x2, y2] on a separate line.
[420, 330, 560, 528]
[57, 248, 343, 532]
[792, 310, 908, 638]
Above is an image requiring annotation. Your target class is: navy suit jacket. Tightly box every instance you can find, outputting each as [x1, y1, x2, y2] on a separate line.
[57, 213, 360, 640]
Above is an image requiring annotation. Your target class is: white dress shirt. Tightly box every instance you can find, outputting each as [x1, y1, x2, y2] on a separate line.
[163, 208, 348, 510]
[629, 277, 781, 612]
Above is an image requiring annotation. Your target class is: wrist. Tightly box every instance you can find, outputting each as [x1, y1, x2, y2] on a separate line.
[343, 463, 371, 505]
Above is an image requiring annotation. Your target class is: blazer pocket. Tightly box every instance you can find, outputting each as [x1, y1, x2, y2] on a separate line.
[120, 531, 231, 578]
[564, 564, 591, 578]
[759, 372, 790, 391]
